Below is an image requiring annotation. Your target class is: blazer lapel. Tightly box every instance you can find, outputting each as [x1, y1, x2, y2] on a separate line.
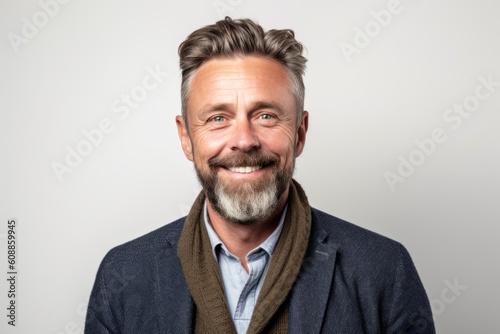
[156, 228, 195, 334]
[288, 222, 338, 334]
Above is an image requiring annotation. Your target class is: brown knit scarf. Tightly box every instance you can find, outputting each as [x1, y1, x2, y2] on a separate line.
[177, 179, 311, 334]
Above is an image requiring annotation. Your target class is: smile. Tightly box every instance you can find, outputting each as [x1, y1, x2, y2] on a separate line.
[227, 166, 263, 173]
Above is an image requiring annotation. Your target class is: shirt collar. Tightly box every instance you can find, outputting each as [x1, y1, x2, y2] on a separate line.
[203, 201, 287, 258]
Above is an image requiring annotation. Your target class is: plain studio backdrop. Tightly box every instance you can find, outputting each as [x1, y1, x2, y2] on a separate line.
[1, 0, 499, 333]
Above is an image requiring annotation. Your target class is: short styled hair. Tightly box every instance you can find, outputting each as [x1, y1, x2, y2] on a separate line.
[178, 17, 307, 126]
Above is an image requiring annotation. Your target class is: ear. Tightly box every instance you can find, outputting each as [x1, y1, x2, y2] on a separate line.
[176, 115, 193, 161]
[295, 111, 308, 157]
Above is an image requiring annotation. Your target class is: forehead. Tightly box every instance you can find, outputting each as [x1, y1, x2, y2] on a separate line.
[187, 56, 294, 111]
[192, 55, 291, 85]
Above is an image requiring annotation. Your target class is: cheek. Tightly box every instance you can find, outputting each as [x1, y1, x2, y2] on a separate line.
[260, 126, 296, 146]
[192, 132, 226, 160]
[259, 131, 296, 161]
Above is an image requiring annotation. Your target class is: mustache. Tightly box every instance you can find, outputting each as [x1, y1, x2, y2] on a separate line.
[208, 151, 280, 169]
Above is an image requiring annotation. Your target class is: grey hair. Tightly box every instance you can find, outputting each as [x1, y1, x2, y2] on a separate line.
[178, 17, 307, 127]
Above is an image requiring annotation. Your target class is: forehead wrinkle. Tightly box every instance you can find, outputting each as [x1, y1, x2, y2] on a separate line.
[251, 101, 286, 115]
[194, 61, 259, 85]
[200, 102, 234, 114]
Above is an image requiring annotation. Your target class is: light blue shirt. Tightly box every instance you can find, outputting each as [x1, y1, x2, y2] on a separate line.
[203, 202, 287, 334]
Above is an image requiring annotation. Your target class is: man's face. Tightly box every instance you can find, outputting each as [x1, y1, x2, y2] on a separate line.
[176, 56, 308, 224]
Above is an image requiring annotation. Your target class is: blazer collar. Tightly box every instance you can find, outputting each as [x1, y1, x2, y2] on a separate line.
[156, 225, 195, 334]
[288, 212, 339, 334]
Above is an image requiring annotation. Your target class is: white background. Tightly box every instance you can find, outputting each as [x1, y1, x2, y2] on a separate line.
[1, 0, 499, 333]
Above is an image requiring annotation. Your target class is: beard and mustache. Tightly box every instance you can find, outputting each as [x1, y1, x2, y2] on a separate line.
[194, 150, 295, 225]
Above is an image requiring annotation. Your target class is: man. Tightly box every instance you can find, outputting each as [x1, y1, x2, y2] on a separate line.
[85, 17, 435, 334]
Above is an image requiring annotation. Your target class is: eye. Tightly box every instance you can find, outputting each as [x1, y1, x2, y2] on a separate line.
[208, 115, 228, 128]
[259, 114, 274, 120]
[211, 115, 225, 123]
[256, 113, 278, 127]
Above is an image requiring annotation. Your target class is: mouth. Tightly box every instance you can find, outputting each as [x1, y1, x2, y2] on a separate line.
[227, 165, 263, 174]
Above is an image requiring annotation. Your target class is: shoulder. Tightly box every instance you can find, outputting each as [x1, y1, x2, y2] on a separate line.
[308, 207, 428, 305]
[90, 217, 188, 306]
[310, 207, 411, 269]
[99, 217, 186, 270]
[311, 207, 401, 247]
[86, 218, 192, 332]
[302, 212, 434, 332]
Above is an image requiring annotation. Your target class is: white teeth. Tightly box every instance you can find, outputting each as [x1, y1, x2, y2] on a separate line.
[228, 166, 262, 173]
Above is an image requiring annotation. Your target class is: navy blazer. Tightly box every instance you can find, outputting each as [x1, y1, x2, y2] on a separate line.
[85, 208, 435, 333]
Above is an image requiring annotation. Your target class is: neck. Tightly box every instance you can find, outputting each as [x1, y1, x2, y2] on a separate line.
[206, 187, 289, 271]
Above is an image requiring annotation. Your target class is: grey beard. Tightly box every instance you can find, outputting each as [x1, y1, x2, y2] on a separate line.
[194, 150, 294, 225]
[213, 178, 279, 225]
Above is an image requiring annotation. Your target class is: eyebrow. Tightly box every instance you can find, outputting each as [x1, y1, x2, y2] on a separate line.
[200, 101, 285, 115]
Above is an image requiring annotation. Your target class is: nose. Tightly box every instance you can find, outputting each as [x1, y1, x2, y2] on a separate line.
[229, 118, 260, 152]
